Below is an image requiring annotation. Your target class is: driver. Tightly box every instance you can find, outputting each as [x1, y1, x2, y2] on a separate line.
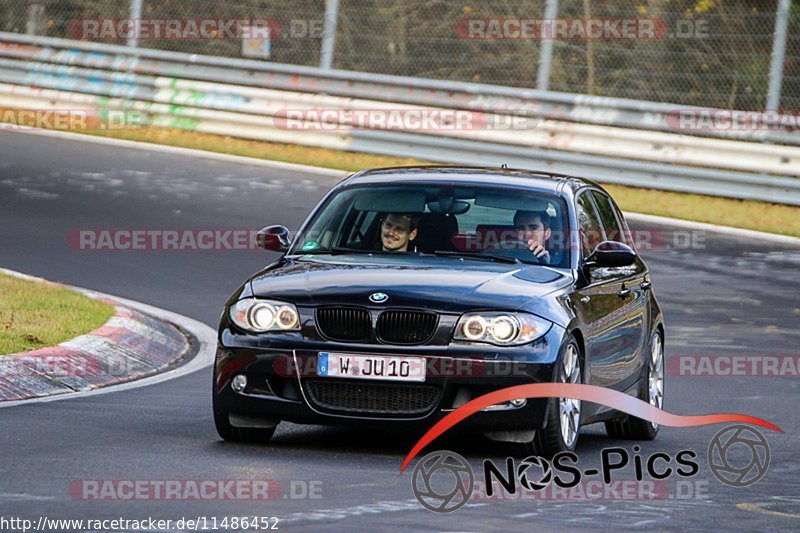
[380, 213, 419, 252]
[514, 210, 551, 263]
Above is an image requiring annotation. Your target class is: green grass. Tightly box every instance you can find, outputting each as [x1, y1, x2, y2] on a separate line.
[0, 273, 115, 355]
[29, 125, 800, 238]
[603, 185, 800, 238]
[83, 127, 427, 172]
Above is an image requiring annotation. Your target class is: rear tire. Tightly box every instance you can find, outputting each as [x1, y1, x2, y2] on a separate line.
[522, 335, 582, 457]
[605, 330, 664, 440]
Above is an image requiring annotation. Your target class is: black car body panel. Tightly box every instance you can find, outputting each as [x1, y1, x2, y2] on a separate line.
[249, 255, 572, 323]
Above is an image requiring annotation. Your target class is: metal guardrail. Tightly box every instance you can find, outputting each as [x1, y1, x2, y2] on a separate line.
[3, 31, 799, 147]
[1, 56, 797, 179]
[1, 32, 799, 206]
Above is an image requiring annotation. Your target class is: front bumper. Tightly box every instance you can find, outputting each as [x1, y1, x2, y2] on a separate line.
[213, 324, 565, 431]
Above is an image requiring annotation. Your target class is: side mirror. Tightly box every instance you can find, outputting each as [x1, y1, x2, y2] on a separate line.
[584, 241, 636, 268]
[257, 225, 291, 252]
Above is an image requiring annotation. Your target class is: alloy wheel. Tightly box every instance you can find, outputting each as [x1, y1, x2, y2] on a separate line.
[559, 343, 581, 448]
[649, 334, 665, 429]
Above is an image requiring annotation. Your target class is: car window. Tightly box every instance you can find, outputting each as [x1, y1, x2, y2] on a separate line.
[291, 184, 571, 268]
[344, 210, 379, 248]
[590, 190, 626, 244]
[576, 192, 604, 257]
[457, 200, 510, 233]
[608, 196, 634, 247]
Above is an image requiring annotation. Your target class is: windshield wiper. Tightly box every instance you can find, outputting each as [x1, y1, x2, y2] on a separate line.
[431, 250, 520, 264]
[297, 247, 421, 256]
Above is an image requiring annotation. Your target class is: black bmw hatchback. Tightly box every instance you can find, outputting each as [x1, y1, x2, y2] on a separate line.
[213, 166, 665, 456]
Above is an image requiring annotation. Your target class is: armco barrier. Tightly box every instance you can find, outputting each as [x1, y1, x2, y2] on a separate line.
[0, 32, 799, 205]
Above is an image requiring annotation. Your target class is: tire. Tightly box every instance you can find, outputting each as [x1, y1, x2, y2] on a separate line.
[605, 330, 664, 441]
[213, 393, 277, 444]
[522, 335, 583, 457]
[213, 408, 277, 443]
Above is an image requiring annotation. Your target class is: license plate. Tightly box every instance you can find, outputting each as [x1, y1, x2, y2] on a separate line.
[317, 352, 425, 382]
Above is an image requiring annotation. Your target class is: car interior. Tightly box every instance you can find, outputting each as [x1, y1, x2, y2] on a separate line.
[297, 185, 570, 267]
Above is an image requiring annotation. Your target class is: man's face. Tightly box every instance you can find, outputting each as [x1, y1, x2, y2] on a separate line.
[381, 214, 417, 252]
[516, 213, 551, 248]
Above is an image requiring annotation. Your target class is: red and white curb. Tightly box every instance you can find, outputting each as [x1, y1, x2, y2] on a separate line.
[0, 268, 215, 406]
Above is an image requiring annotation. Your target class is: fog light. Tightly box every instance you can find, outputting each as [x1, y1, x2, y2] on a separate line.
[231, 374, 248, 393]
[510, 398, 526, 407]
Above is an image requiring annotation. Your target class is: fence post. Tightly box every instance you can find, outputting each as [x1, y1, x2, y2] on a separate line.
[128, 0, 143, 48]
[536, 0, 559, 91]
[766, 0, 790, 110]
[320, 0, 340, 70]
[25, 4, 46, 35]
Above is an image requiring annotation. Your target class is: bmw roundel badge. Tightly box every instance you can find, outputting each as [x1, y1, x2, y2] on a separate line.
[369, 292, 389, 303]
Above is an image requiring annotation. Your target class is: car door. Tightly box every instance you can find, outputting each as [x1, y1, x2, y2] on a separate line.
[572, 190, 642, 394]
[587, 190, 647, 391]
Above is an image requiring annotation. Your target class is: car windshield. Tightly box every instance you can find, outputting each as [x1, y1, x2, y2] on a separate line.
[290, 184, 571, 268]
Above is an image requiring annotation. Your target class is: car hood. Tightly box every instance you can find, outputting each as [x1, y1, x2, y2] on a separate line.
[249, 254, 572, 316]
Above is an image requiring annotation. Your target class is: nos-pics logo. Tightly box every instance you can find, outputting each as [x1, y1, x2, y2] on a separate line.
[411, 425, 770, 513]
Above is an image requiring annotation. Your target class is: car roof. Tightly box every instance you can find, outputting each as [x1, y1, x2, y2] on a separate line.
[338, 166, 603, 196]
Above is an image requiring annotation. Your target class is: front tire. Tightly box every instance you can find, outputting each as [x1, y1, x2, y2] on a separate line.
[605, 330, 664, 440]
[523, 335, 582, 457]
[213, 407, 277, 443]
[213, 391, 278, 444]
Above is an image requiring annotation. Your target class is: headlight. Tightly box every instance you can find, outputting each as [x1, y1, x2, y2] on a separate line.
[276, 305, 300, 330]
[490, 315, 518, 343]
[454, 312, 551, 346]
[229, 298, 301, 333]
[462, 315, 487, 340]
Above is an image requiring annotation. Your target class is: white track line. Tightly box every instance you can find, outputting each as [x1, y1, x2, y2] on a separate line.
[11, 127, 800, 245]
[624, 212, 800, 246]
[4, 127, 347, 177]
[0, 267, 216, 408]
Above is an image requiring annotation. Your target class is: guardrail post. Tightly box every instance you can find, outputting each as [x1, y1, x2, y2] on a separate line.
[766, 0, 790, 110]
[320, 0, 340, 70]
[128, 0, 143, 48]
[536, 0, 559, 91]
[26, 4, 46, 35]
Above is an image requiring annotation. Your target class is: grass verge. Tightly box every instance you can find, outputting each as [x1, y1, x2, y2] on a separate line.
[0, 273, 115, 355]
[27, 126, 800, 238]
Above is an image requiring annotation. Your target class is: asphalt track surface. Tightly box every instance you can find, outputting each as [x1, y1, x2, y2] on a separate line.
[1, 131, 798, 531]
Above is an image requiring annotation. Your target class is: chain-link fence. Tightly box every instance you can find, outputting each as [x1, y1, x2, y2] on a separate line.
[785, 4, 800, 111]
[1, 0, 796, 111]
